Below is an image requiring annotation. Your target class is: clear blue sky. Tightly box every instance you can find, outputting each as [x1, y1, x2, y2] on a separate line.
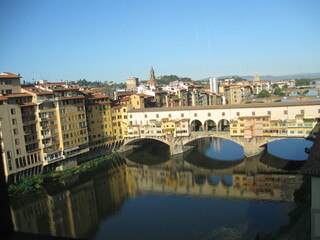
[1, 0, 320, 83]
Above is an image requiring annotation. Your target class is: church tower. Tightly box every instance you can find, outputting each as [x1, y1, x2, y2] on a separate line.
[147, 66, 156, 85]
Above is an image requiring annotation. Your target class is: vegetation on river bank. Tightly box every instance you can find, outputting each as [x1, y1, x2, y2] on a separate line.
[8, 152, 119, 198]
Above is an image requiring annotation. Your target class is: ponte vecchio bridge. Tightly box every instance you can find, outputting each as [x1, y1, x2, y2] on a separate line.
[121, 101, 320, 156]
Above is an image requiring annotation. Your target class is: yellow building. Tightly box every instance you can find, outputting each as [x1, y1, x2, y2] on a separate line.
[161, 118, 176, 136]
[111, 104, 130, 140]
[0, 73, 42, 182]
[230, 116, 271, 138]
[52, 88, 89, 159]
[130, 94, 145, 109]
[22, 87, 63, 166]
[84, 93, 113, 149]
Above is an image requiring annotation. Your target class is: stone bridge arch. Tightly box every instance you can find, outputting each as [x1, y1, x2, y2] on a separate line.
[191, 119, 203, 131]
[204, 119, 217, 131]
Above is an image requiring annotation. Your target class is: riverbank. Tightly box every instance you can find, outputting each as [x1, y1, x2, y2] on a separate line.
[8, 152, 119, 198]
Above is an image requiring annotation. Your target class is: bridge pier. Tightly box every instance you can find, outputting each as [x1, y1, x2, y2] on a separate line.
[170, 141, 195, 155]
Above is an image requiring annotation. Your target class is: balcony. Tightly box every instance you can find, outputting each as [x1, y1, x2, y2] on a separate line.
[43, 142, 52, 148]
[42, 134, 51, 139]
[22, 115, 36, 124]
[24, 134, 39, 143]
[43, 146, 60, 154]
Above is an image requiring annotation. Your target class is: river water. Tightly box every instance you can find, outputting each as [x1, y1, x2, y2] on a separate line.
[10, 138, 313, 240]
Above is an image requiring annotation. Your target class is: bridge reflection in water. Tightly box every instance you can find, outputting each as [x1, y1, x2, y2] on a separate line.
[10, 138, 311, 239]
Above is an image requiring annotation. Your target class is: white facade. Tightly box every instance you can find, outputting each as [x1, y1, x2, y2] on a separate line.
[128, 102, 320, 128]
[209, 77, 218, 94]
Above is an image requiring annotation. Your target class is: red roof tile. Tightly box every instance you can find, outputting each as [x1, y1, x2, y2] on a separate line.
[58, 96, 85, 100]
[6, 93, 31, 98]
[0, 72, 21, 78]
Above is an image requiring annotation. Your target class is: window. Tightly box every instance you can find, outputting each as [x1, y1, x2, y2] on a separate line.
[156, 114, 159, 118]
[284, 110, 288, 115]
[16, 149, 21, 155]
[267, 111, 271, 115]
[130, 114, 132, 118]
[252, 111, 255, 116]
[222, 112, 225, 116]
[12, 119, 17, 125]
[236, 112, 240, 116]
[10, 108, 16, 115]
[194, 113, 197, 117]
[144, 114, 147, 118]
[14, 139, 19, 145]
[181, 113, 184, 117]
[233, 130, 237, 133]
[13, 128, 18, 135]
[208, 113, 211, 117]
[300, 110, 305, 114]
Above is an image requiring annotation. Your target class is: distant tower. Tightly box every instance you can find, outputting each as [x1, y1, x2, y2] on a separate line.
[126, 77, 139, 89]
[209, 77, 218, 94]
[253, 73, 260, 82]
[147, 66, 156, 85]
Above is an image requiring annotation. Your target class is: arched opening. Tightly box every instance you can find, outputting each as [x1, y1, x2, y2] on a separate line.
[221, 175, 233, 187]
[191, 120, 203, 132]
[217, 119, 230, 132]
[204, 120, 216, 131]
[208, 175, 220, 186]
[194, 174, 206, 185]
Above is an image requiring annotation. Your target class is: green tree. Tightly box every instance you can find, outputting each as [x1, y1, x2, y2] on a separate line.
[274, 86, 282, 95]
[257, 89, 271, 98]
[272, 83, 279, 89]
[295, 78, 311, 86]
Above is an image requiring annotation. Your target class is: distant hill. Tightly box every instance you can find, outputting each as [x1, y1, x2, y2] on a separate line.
[201, 73, 320, 81]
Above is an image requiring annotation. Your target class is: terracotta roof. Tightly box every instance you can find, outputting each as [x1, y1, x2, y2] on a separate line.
[58, 96, 85, 100]
[136, 94, 154, 98]
[86, 93, 110, 99]
[52, 87, 80, 91]
[6, 93, 31, 98]
[19, 102, 37, 107]
[23, 87, 53, 95]
[117, 92, 136, 96]
[97, 101, 112, 104]
[0, 72, 21, 78]
[0, 96, 8, 100]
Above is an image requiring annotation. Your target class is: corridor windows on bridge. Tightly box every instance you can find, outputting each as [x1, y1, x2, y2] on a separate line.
[129, 114, 132, 118]
[267, 111, 271, 115]
[144, 114, 147, 118]
[252, 111, 255, 116]
[208, 112, 211, 117]
[222, 112, 225, 116]
[156, 114, 159, 118]
[301, 109, 305, 114]
[181, 113, 184, 117]
[194, 113, 197, 117]
[168, 114, 171, 117]
[236, 112, 240, 117]
[284, 110, 288, 115]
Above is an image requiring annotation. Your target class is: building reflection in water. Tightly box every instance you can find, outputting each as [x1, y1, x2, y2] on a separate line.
[9, 142, 317, 239]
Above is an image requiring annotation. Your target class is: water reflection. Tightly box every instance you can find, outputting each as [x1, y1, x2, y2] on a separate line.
[267, 139, 313, 160]
[10, 141, 314, 240]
